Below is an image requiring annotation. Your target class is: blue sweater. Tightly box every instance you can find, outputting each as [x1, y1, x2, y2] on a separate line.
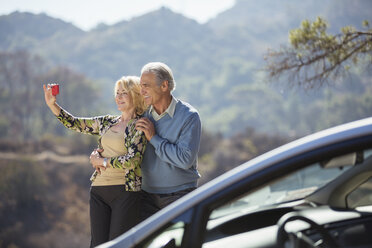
[141, 99, 201, 194]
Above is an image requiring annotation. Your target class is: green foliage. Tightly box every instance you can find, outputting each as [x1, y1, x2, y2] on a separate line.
[289, 17, 331, 50]
[265, 17, 372, 88]
[1, 3, 372, 136]
[0, 51, 103, 141]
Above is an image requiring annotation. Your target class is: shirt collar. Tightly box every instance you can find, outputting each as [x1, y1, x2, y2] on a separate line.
[150, 95, 178, 121]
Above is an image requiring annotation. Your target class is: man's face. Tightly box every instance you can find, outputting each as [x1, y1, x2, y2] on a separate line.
[140, 72, 163, 107]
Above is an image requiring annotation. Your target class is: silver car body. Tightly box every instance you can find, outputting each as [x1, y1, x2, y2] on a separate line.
[100, 117, 372, 248]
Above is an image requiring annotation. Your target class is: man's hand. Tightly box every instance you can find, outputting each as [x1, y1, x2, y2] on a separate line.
[136, 117, 155, 141]
[89, 148, 106, 174]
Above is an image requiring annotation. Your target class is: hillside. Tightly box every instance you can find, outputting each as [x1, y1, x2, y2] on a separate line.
[0, 1, 371, 247]
[0, 11, 84, 50]
[0, 0, 371, 137]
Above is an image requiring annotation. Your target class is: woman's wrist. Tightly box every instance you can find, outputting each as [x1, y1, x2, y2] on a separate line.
[49, 102, 61, 116]
[103, 157, 108, 167]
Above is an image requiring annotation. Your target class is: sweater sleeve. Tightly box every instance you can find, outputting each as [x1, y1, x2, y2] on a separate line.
[57, 108, 106, 135]
[150, 112, 201, 170]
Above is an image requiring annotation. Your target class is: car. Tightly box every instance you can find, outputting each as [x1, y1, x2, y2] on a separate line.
[99, 117, 372, 248]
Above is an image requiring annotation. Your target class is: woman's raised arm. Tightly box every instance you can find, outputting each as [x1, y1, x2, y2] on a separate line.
[43, 84, 61, 116]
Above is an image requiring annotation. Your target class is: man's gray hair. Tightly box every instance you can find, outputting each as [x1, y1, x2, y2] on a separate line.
[141, 62, 176, 92]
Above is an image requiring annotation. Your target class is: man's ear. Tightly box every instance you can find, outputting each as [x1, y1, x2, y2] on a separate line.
[161, 80, 169, 92]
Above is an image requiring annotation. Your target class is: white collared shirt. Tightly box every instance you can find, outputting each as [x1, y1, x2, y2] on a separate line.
[150, 96, 178, 121]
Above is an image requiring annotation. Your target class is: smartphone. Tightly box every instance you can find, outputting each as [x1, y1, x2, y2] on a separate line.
[51, 84, 59, 96]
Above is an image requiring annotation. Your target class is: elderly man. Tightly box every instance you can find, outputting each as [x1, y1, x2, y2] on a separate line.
[136, 62, 201, 219]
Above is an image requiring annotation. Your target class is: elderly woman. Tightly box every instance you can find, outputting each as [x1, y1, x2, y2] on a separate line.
[43, 76, 147, 247]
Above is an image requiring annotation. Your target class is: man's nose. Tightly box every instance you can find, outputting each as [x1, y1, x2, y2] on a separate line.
[140, 87, 146, 95]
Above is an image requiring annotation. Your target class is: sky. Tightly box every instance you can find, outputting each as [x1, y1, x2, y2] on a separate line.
[0, 0, 236, 31]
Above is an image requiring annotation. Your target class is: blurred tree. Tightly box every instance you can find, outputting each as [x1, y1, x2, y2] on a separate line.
[264, 17, 372, 89]
[0, 51, 48, 139]
[198, 126, 290, 185]
[0, 50, 102, 142]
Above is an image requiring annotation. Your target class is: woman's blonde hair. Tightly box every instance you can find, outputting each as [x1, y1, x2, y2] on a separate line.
[114, 76, 147, 115]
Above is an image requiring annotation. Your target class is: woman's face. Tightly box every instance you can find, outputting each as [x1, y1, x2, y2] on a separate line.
[115, 84, 134, 112]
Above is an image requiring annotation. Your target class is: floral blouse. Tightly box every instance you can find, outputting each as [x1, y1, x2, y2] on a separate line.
[57, 108, 147, 191]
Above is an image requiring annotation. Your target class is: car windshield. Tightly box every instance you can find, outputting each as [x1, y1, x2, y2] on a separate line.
[210, 156, 356, 220]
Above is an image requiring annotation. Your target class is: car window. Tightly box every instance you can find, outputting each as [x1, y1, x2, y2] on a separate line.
[347, 149, 372, 209]
[202, 148, 372, 248]
[209, 162, 352, 220]
[143, 222, 185, 248]
[347, 177, 372, 208]
[208, 149, 372, 221]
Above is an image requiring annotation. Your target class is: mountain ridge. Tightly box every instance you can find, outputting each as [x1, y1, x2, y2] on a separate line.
[0, 1, 371, 136]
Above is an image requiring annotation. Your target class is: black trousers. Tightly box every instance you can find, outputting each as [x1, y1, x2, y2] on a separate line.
[140, 187, 195, 221]
[90, 185, 141, 248]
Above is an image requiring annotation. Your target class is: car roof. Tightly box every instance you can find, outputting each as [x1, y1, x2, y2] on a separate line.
[101, 117, 372, 248]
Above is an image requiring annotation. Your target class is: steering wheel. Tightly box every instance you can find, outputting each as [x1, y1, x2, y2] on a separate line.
[276, 212, 339, 248]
